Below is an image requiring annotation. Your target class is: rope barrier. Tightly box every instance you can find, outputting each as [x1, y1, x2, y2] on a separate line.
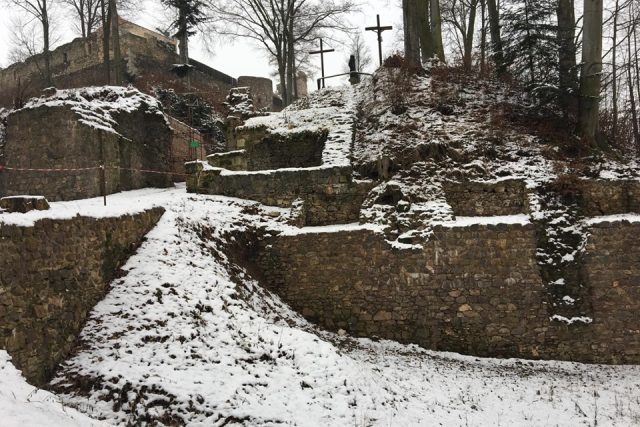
[0, 164, 190, 177]
[110, 166, 189, 177]
[0, 165, 101, 172]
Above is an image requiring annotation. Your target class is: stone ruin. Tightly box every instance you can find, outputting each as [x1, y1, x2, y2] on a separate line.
[183, 87, 640, 364]
[189, 90, 374, 226]
[0, 87, 174, 201]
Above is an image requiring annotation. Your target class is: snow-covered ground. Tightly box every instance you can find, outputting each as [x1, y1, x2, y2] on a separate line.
[2, 74, 640, 425]
[0, 351, 108, 427]
[1, 188, 627, 426]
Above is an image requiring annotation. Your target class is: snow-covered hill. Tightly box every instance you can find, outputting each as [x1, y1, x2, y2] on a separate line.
[35, 187, 639, 426]
[2, 67, 640, 426]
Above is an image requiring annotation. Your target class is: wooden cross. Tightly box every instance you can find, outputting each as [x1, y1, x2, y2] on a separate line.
[310, 39, 335, 88]
[366, 14, 393, 66]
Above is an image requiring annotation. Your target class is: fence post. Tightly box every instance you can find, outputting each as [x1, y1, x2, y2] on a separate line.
[99, 133, 107, 206]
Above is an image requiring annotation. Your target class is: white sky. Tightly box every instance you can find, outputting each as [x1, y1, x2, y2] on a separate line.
[0, 0, 403, 89]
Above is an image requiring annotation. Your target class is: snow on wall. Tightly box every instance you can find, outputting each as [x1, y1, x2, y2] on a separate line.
[19, 86, 168, 137]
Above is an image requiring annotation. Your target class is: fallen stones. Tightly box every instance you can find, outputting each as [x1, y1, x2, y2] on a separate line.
[0, 196, 50, 213]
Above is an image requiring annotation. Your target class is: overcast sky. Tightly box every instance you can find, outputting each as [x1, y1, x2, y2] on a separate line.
[0, 0, 403, 89]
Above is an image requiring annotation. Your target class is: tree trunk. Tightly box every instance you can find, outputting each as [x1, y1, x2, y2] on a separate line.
[277, 47, 288, 108]
[524, 0, 536, 85]
[417, 0, 434, 61]
[101, 0, 111, 85]
[611, 0, 619, 139]
[463, 0, 478, 71]
[576, 0, 603, 141]
[627, 29, 639, 147]
[557, 0, 578, 119]
[42, 0, 53, 86]
[80, 2, 87, 38]
[480, 0, 487, 75]
[486, 0, 505, 76]
[178, 8, 189, 64]
[403, 0, 420, 65]
[633, 17, 640, 120]
[430, 0, 445, 62]
[109, 0, 122, 85]
[286, 18, 295, 105]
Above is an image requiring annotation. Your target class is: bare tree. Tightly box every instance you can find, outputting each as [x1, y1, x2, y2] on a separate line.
[431, 0, 445, 62]
[442, 0, 478, 70]
[557, 0, 578, 119]
[345, 33, 372, 72]
[577, 0, 603, 141]
[61, 0, 101, 37]
[212, 0, 356, 106]
[7, 0, 55, 86]
[486, 0, 505, 76]
[8, 18, 42, 63]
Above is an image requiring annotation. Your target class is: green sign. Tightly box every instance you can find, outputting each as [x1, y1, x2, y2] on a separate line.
[189, 140, 200, 149]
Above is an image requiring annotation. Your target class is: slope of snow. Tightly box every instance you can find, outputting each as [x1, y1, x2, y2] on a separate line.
[18, 86, 167, 136]
[240, 88, 355, 167]
[44, 190, 640, 426]
[0, 351, 107, 427]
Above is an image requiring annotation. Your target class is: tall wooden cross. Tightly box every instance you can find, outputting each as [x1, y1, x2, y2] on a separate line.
[310, 39, 335, 88]
[366, 14, 393, 66]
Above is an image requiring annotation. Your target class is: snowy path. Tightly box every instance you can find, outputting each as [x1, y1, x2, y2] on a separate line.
[38, 189, 640, 426]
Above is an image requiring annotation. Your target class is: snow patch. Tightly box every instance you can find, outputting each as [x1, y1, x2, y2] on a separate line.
[550, 315, 594, 325]
[0, 351, 107, 427]
[434, 214, 531, 227]
[19, 86, 167, 137]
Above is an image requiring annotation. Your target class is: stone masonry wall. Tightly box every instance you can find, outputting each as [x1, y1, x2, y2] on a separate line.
[579, 221, 640, 363]
[258, 224, 550, 359]
[0, 105, 172, 201]
[0, 207, 164, 386]
[580, 180, 640, 216]
[255, 219, 640, 364]
[189, 166, 373, 226]
[0, 21, 236, 111]
[209, 130, 327, 171]
[237, 76, 274, 111]
[247, 131, 326, 170]
[443, 179, 528, 216]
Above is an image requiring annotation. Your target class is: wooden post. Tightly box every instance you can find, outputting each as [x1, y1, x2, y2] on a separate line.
[99, 133, 107, 206]
[310, 39, 335, 88]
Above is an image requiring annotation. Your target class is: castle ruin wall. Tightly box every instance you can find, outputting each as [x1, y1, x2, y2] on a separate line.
[0, 104, 173, 201]
[0, 208, 164, 386]
[255, 219, 640, 364]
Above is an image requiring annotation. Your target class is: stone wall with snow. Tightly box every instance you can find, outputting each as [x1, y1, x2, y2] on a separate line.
[0, 207, 164, 386]
[209, 129, 327, 171]
[443, 179, 528, 216]
[0, 87, 173, 201]
[189, 164, 372, 226]
[254, 217, 640, 364]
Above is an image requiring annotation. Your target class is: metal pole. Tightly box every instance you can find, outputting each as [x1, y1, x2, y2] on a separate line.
[320, 39, 326, 88]
[377, 15, 383, 66]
